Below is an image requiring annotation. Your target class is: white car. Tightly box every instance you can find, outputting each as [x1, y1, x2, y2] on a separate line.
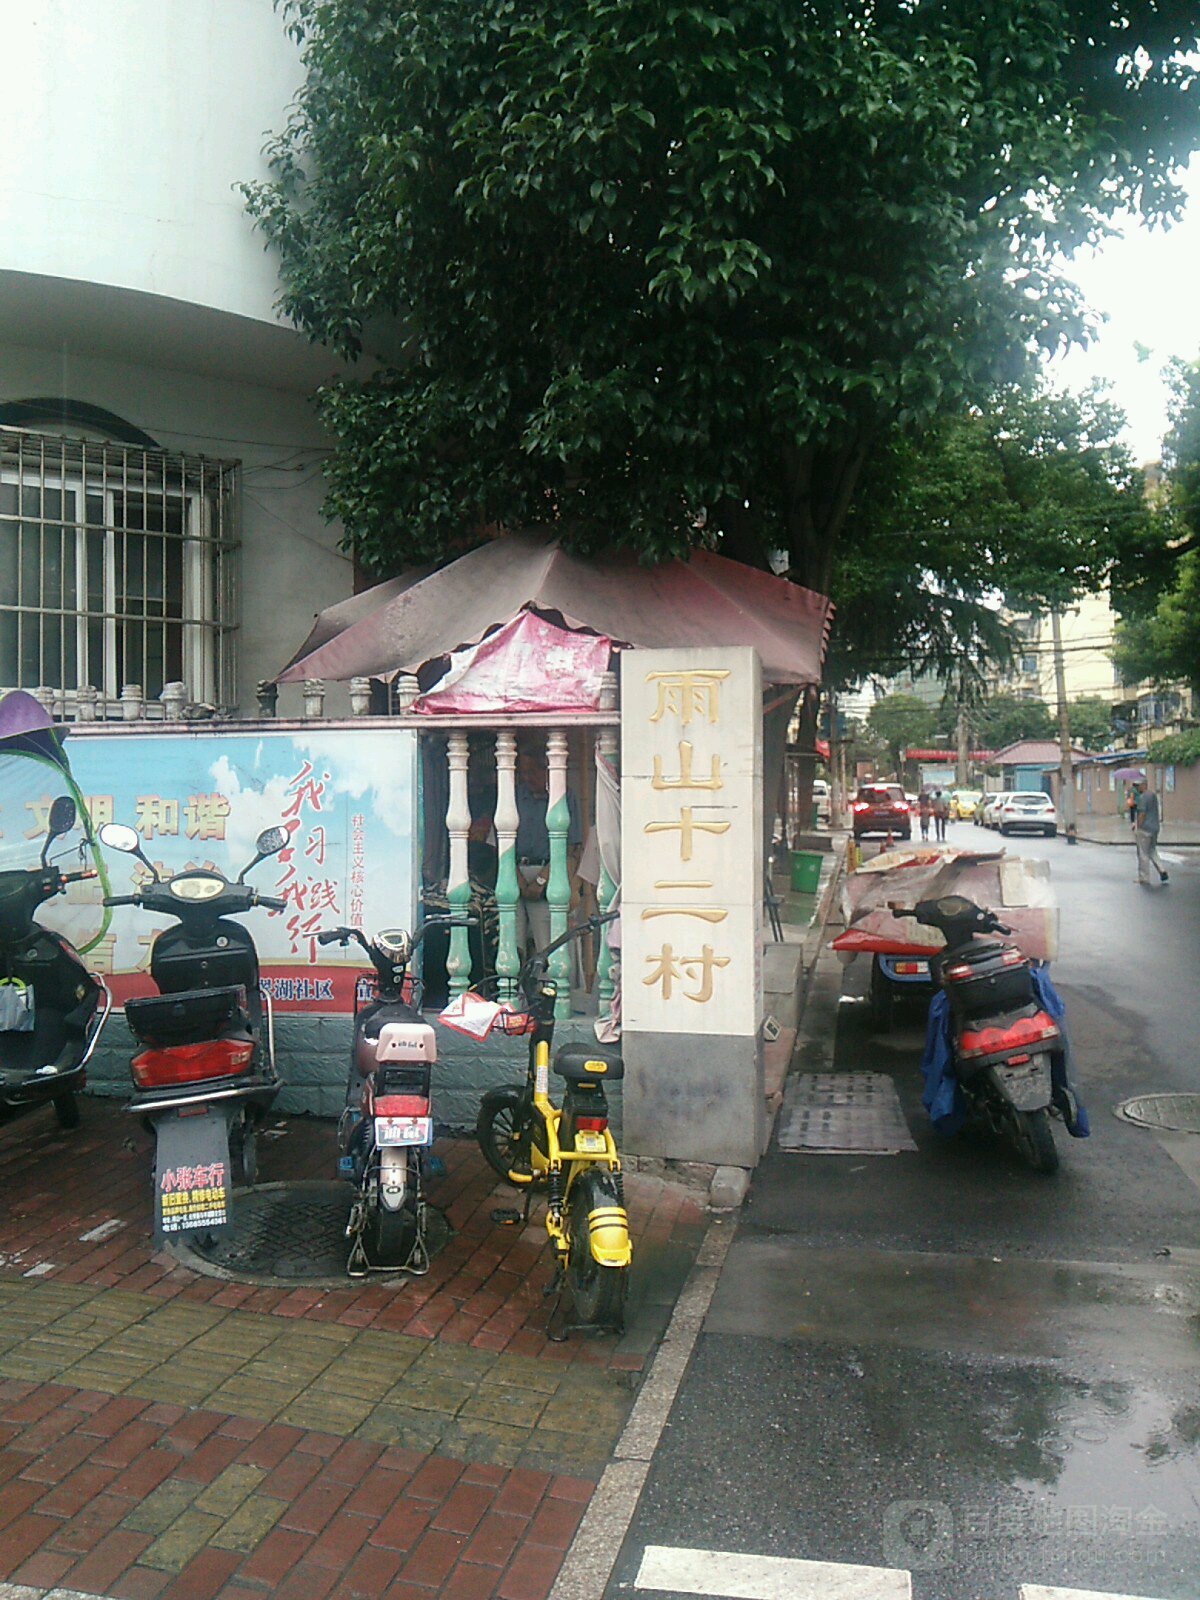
[995, 792, 1058, 838]
[977, 793, 1005, 828]
[811, 778, 832, 826]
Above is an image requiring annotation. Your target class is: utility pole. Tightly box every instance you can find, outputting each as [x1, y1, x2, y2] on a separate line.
[828, 689, 842, 828]
[1051, 609, 1077, 843]
[956, 701, 969, 788]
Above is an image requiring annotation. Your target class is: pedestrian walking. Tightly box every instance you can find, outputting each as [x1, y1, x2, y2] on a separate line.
[918, 791, 933, 840]
[1133, 780, 1168, 886]
[933, 789, 950, 842]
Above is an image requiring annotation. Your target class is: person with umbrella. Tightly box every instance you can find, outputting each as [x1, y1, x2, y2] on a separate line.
[1114, 765, 1142, 829]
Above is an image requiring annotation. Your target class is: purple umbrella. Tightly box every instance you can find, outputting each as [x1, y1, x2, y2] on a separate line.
[0, 689, 70, 769]
[1112, 766, 1146, 781]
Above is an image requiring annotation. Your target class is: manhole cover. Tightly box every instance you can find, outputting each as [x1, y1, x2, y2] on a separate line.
[1115, 1093, 1200, 1133]
[170, 1179, 454, 1287]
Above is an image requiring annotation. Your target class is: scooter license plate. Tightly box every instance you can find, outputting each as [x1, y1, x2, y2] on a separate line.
[375, 1115, 433, 1147]
[572, 1131, 607, 1154]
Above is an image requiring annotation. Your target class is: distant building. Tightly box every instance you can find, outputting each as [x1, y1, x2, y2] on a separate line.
[991, 739, 1088, 792]
[988, 593, 1123, 705]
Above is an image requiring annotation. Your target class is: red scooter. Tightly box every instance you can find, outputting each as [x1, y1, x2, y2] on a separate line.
[891, 893, 1088, 1173]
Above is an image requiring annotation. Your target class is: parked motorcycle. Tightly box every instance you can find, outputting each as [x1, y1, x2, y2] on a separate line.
[890, 893, 1088, 1173]
[99, 822, 287, 1238]
[0, 793, 112, 1130]
[317, 914, 476, 1277]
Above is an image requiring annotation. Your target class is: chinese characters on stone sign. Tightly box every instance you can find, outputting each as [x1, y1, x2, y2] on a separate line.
[641, 669, 735, 1006]
[623, 649, 762, 1043]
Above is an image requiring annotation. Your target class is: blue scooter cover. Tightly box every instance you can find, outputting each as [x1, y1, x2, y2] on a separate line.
[920, 967, 1089, 1139]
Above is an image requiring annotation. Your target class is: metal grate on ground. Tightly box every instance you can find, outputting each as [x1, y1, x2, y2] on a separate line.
[173, 1179, 455, 1287]
[777, 1071, 917, 1154]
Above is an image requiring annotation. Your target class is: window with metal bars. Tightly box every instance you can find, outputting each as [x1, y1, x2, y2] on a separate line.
[0, 427, 238, 705]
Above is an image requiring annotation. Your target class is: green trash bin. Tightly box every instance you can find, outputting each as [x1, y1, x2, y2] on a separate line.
[790, 849, 823, 894]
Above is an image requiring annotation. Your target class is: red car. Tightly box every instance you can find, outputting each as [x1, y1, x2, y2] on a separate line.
[852, 784, 911, 841]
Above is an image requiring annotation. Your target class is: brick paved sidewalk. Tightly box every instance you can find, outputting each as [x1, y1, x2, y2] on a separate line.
[0, 1098, 707, 1599]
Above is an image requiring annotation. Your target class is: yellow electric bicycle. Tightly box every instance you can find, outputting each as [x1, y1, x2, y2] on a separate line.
[475, 911, 630, 1330]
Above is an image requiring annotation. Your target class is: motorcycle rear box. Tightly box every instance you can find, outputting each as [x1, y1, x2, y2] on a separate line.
[941, 942, 1033, 1020]
[125, 985, 248, 1047]
[151, 929, 258, 996]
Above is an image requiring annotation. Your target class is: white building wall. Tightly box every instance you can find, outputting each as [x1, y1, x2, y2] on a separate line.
[1, 0, 304, 326]
[0, 0, 358, 713]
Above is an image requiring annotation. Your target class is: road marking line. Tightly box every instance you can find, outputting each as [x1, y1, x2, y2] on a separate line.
[634, 1545, 912, 1599]
[1158, 851, 1185, 865]
[1021, 1588, 1168, 1600]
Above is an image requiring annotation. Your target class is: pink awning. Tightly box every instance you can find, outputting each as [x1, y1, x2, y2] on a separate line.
[277, 531, 832, 688]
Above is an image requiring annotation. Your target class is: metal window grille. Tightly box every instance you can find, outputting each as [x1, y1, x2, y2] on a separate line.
[0, 426, 239, 708]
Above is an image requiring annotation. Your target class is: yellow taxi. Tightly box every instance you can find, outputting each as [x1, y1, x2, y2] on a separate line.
[949, 789, 983, 820]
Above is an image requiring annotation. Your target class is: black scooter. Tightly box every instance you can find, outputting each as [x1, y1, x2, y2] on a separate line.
[0, 796, 111, 1130]
[891, 893, 1086, 1173]
[100, 822, 287, 1239]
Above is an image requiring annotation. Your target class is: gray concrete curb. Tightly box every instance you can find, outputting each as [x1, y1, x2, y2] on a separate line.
[549, 1217, 736, 1600]
[799, 837, 847, 1019]
[758, 838, 846, 1154]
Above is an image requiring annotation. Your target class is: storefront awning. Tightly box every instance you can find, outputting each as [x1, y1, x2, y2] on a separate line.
[276, 531, 832, 689]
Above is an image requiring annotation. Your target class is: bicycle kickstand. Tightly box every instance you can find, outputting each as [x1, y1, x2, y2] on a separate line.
[543, 1262, 569, 1342]
[491, 1189, 534, 1229]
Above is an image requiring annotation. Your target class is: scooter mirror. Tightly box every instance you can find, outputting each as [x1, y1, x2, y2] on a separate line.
[255, 826, 288, 857]
[42, 794, 79, 864]
[48, 795, 77, 838]
[98, 822, 142, 855]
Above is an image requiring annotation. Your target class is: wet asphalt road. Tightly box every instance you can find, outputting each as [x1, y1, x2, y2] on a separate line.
[609, 825, 1200, 1600]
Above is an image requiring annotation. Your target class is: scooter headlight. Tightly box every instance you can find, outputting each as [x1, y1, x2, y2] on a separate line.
[375, 927, 412, 963]
[169, 875, 225, 901]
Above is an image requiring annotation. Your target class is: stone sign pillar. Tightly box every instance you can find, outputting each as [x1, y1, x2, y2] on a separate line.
[621, 647, 764, 1166]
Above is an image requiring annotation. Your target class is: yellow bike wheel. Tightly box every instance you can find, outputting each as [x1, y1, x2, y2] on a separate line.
[566, 1174, 628, 1328]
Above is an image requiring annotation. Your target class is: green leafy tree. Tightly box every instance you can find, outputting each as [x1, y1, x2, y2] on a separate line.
[826, 380, 1155, 688]
[1143, 728, 1200, 766]
[967, 694, 1055, 750]
[866, 693, 936, 774]
[245, 1, 1200, 593]
[1067, 696, 1116, 751]
[1113, 358, 1200, 693]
